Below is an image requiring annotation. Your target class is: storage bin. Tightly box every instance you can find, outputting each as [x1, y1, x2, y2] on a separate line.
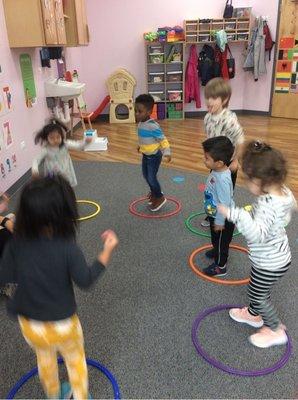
[211, 20, 224, 30]
[149, 53, 164, 63]
[168, 111, 183, 119]
[149, 91, 164, 102]
[227, 33, 236, 41]
[175, 102, 183, 111]
[199, 20, 211, 31]
[198, 34, 210, 42]
[150, 46, 163, 54]
[237, 32, 249, 41]
[166, 71, 183, 82]
[185, 21, 198, 31]
[157, 103, 166, 119]
[168, 90, 182, 102]
[224, 21, 236, 30]
[237, 20, 250, 30]
[186, 34, 197, 42]
[148, 72, 164, 83]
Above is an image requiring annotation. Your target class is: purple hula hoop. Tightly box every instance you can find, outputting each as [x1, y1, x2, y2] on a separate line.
[192, 304, 292, 377]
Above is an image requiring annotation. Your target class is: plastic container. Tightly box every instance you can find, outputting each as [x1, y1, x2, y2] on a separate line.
[237, 20, 250, 30]
[185, 20, 198, 32]
[237, 32, 249, 41]
[157, 103, 166, 119]
[168, 111, 183, 119]
[224, 21, 236, 30]
[148, 72, 165, 83]
[149, 91, 164, 102]
[166, 71, 183, 82]
[211, 20, 224, 30]
[198, 34, 210, 42]
[150, 46, 163, 54]
[227, 33, 236, 41]
[186, 34, 197, 42]
[199, 20, 211, 31]
[149, 53, 164, 63]
[168, 90, 182, 102]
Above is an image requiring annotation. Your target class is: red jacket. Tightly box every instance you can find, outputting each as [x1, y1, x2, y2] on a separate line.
[185, 45, 201, 108]
[215, 45, 229, 80]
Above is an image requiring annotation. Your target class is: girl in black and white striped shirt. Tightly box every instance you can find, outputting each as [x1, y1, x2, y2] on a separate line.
[219, 141, 296, 349]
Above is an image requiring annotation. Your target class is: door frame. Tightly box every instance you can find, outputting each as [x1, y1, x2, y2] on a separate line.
[269, 0, 283, 116]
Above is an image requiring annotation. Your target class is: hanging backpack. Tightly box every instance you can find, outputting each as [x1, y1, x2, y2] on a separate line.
[198, 45, 215, 86]
[263, 21, 275, 61]
[223, 0, 233, 18]
[226, 45, 235, 78]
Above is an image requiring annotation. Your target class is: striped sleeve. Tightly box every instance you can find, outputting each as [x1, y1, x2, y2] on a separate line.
[227, 199, 277, 243]
[151, 125, 170, 155]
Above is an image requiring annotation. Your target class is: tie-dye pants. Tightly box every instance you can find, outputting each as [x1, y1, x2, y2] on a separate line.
[18, 314, 88, 399]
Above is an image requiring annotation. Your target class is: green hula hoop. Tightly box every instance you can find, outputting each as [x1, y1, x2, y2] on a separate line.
[185, 211, 241, 238]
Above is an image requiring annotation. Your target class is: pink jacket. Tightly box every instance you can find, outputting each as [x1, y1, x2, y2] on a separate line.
[185, 45, 201, 108]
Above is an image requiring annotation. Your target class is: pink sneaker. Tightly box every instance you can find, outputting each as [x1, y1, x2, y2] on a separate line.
[229, 307, 264, 328]
[249, 326, 288, 348]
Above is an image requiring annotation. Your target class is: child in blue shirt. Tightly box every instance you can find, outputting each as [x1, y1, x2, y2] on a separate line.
[202, 136, 235, 276]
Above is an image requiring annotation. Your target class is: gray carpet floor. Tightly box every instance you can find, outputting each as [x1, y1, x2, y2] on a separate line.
[0, 161, 297, 399]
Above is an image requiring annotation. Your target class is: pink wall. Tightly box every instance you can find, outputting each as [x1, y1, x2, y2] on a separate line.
[74, 0, 279, 113]
[0, 0, 279, 191]
[0, 1, 55, 193]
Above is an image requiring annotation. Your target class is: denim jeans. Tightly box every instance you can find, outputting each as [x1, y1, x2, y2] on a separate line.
[142, 151, 163, 198]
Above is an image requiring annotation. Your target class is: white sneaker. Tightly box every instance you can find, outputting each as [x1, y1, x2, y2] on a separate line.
[229, 307, 264, 328]
[200, 219, 210, 227]
[249, 326, 288, 348]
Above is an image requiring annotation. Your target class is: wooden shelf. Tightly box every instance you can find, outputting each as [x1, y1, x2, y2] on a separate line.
[146, 41, 185, 120]
[185, 40, 248, 44]
[184, 16, 251, 45]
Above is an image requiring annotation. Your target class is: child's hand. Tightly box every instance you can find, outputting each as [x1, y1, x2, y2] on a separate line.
[99, 230, 119, 266]
[101, 229, 119, 251]
[164, 155, 171, 163]
[218, 204, 229, 218]
[214, 224, 224, 232]
[0, 194, 9, 213]
[85, 137, 93, 144]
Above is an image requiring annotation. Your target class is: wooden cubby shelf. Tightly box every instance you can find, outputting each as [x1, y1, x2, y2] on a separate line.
[184, 17, 251, 43]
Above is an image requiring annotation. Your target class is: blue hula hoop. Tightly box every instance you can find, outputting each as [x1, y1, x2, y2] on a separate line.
[7, 357, 121, 399]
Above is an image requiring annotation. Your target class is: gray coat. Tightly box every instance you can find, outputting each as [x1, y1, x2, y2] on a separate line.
[243, 17, 266, 80]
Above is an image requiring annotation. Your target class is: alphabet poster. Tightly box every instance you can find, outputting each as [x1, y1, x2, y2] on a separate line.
[2, 120, 13, 149]
[0, 83, 12, 116]
[2, 86, 12, 110]
[275, 36, 298, 93]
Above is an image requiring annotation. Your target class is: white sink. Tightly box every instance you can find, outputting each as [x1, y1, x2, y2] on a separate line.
[44, 78, 85, 101]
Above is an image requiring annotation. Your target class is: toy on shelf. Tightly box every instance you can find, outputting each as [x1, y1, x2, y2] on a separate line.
[106, 69, 136, 124]
[167, 26, 185, 42]
[144, 26, 184, 43]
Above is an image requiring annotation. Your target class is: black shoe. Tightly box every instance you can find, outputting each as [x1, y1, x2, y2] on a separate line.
[203, 262, 227, 277]
[205, 248, 215, 259]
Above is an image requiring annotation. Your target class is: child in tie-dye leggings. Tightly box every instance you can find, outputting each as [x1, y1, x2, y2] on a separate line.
[0, 176, 118, 399]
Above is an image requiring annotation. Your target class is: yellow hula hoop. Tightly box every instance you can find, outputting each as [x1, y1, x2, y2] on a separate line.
[76, 200, 101, 221]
